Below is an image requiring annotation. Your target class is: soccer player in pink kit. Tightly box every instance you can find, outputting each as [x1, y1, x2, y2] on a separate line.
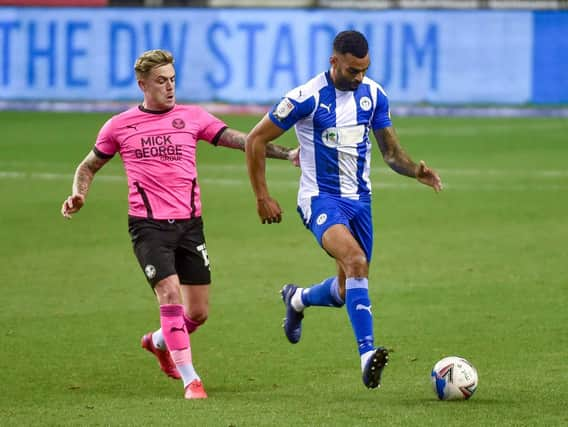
[61, 49, 297, 399]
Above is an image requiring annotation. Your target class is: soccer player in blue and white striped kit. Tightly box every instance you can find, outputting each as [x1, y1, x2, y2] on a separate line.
[246, 30, 443, 389]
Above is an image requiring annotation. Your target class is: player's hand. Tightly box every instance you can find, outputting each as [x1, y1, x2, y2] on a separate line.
[288, 147, 300, 167]
[416, 160, 443, 192]
[256, 196, 282, 224]
[61, 194, 85, 219]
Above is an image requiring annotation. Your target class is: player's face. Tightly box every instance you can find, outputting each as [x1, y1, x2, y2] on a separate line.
[330, 52, 370, 91]
[139, 64, 176, 111]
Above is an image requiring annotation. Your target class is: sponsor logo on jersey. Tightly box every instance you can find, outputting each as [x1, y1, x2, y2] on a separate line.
[322, 125, 366, 148]
[274, 98, 295, 121]
[135, 134, 183, 161]
[359, 96, 372, 111]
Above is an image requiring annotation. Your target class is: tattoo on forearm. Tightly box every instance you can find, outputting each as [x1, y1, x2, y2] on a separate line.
[218, 128, 246, 150]
[219, 128, 292, 160]
[73, 153, 107, 196]
[74, 165, 94, 196]
[387, 145, 417, 177]
[376, 128, 417, 178]
[265, 142, 292, 160]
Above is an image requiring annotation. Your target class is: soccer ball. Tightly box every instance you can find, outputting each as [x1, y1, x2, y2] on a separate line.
[431, 356, 478, 400]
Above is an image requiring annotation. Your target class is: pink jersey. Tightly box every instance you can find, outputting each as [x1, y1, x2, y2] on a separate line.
[94, 104, 227, 219]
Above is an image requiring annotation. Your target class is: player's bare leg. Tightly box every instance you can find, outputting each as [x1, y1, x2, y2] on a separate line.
[180, 284, 209, 334]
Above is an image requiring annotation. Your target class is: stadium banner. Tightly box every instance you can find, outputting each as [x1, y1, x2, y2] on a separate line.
[0, 8, 565, 104]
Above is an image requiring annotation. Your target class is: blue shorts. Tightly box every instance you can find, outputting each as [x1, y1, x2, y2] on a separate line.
[297, 195, 374, 262]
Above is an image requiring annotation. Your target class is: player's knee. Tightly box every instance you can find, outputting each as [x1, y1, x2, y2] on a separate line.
[158, 290, 182, 305]
[187, 309, 208, 325]
[343, 252, 368, 277]
[154, 282, 182, 305]
[193, 312, 208, 325]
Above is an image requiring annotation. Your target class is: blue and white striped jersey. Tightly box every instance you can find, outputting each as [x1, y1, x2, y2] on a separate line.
[268, 71, 392, 204]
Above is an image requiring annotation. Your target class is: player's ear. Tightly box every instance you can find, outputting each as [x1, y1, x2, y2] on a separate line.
[330, 54, 337, 67]
[137, 78, 146, 91]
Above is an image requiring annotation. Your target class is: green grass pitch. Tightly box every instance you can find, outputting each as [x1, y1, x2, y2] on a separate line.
[0, 111, 566, 426]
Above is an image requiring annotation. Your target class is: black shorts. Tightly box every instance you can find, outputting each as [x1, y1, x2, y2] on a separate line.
[128, 216, 211, 287]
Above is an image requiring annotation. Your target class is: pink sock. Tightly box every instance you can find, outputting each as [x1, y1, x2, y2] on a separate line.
[184, 313, 203, 334]
[160, 304, 189, 351]
[160, 305, 198, 386]
[170, 348, 192, 365]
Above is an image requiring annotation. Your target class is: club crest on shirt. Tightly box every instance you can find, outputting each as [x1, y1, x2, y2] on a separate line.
[172, 118, 185, 129]
[359, 96, 372, 111]
[274, 98, 295, 121]
[321, 127, 339, 148]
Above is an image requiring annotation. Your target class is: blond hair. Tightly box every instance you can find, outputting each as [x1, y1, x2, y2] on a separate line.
[134, 49, 174, 80]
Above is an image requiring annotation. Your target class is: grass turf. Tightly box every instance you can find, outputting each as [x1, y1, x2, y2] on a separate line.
[0, 112, 566, 426]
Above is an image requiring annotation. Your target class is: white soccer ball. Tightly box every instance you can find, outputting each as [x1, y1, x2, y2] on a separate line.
[431, 356, 478, 400]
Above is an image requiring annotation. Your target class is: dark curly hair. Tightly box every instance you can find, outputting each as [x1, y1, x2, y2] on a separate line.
[333, 30, 369, 59]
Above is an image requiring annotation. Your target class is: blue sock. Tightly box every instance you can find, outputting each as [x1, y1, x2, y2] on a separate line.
[345, 277, 374, 356]
[301, 277, 344, 307]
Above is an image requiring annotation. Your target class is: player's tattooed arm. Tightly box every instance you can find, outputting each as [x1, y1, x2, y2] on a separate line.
[374, 127, 443, 192]
[217, 128, 247, 151]
[374, 127, 418, 177]
[73, 151, 110, 197]
[266, 141, 298, 162]
[218, 128, 298, 162]
[62, 150, 110, 218]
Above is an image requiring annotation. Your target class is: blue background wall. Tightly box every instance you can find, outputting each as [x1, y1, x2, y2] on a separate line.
[532, 11, 568, 104]
[0, 8, 566, 104]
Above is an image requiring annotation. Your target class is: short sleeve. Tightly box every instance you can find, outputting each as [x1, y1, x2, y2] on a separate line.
[268, 96, 316, 131]
[196, 108, 228, 144]
[371, 86, 393, 130]
[94, 118, 119, 158]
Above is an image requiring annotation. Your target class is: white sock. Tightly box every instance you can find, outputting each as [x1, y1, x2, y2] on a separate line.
[152, 329, 166, 350]
[360, 349, 375, 371]
[291, 288, 305, 312]
[177, 364, 200, 387]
